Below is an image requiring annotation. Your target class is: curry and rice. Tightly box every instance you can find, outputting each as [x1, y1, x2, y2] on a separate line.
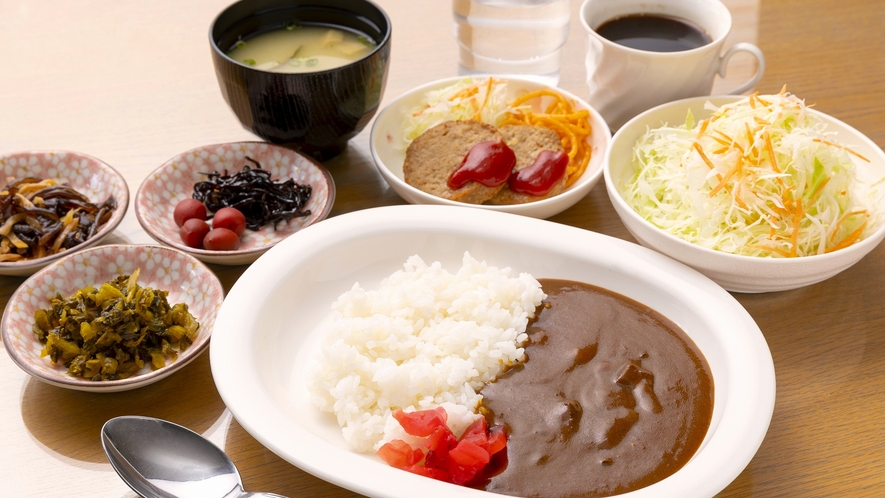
[306, 253, 713, 497]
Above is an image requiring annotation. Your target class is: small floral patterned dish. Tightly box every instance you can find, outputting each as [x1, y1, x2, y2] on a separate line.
[0, 151, 129, 276]
[1, 244, 224, 392]
[135, 142, 335, 265]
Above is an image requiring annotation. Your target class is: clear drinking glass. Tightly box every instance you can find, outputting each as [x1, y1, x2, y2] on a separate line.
[453, 0, 571, 86]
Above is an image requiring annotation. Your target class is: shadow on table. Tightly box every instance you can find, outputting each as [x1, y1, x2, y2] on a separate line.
[224, 417, 367, 498]
[20, 349, 226, 464]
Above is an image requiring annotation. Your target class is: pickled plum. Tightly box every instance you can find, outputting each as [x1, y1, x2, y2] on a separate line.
[203, 228, 240, 251]
[180, 219, 210, 248]
[173, 199, 207, 227]
[211, 207, 246, 236]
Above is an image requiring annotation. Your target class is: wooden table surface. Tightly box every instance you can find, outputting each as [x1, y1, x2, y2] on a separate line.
[2, 0, 884, 496]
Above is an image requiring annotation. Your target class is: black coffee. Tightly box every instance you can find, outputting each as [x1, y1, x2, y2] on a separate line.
[596, 14, 712, 52]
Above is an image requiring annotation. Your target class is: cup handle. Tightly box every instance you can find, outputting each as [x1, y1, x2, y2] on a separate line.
[718, 42, 766, 95]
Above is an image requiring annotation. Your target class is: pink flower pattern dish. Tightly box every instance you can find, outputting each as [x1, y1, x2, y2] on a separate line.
[0, 150, 129, 276]
[1, 244, 224, 392]
[135, 142, 335, 265]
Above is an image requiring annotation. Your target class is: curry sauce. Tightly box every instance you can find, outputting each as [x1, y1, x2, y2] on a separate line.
[476, 279, 714, 497]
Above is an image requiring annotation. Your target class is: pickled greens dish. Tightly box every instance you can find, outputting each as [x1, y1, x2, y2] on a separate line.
[623, 91, 881, 257]
[33, 269, 200, 381]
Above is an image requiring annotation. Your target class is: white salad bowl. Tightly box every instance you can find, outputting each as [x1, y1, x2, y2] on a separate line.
[210, 204, 775, 498]
[605, 96, 885, 293]
[369, 76, 611, 219]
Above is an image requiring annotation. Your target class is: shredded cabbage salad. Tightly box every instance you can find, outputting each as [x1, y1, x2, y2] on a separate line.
[401, 77, 527, 147]
[624, 92, 880, 257]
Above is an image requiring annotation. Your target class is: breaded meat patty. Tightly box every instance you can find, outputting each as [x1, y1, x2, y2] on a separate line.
[403, 120, 507, 204]
[486, 124, 567, 205]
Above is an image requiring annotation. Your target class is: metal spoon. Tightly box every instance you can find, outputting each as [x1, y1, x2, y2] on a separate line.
[101, 415, 286, 498]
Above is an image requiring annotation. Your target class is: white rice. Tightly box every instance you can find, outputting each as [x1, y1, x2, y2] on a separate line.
[306, 252, 545, 453]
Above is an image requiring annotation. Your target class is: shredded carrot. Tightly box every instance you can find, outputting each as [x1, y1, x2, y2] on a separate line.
[764, 130, 781, 173]
[828, 210, 869, 243]
[504, 90, 592, 187]
[696, 118, 709, 139]
[826, 220, 868, 252]
[709, 156, 742, 197]
[749, 244, 793, 257]
[807, 177, 831, 207]
[744, 122, 755, 148]
[693, 142, 717, 170]
[710, 134, 731, 147]
[812, 138, 870, 162]
[790, 199, 803, 257]
[471, 77, 495, 121]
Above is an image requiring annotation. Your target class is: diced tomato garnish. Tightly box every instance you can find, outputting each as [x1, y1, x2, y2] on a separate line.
[449, 439, 491, 467]
[403, 464, 450, 482]
[392, 406, 448, 437]
[377, 439, 423, 469]
[459, 417, 489, 445]
[486, 424, 507, 455]
[425, 425, 458, 453]
[378, 408, 508, 487]
[424, 426, 458, 472]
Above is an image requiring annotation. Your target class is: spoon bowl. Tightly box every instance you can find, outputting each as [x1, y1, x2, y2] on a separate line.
[101, 416, 286, 498]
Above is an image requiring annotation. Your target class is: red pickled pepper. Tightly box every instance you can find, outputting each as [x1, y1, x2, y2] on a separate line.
[447, 141, 516, 190]
[376, 407, 507, 485]
[508, 149, 569, 196]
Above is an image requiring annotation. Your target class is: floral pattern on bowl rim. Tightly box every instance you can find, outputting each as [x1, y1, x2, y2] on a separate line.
[0, 150, 130, 276]
[135, 142, 336, 265]
[1, 244, 224, 392]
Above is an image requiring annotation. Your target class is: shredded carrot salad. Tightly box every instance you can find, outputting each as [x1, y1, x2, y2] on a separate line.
[403, 77, 593, 188]
[500, 89, 592, 188]
[623, 90, 882, 258]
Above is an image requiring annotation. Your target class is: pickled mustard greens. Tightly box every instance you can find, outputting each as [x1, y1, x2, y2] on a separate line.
[624, 91, 880, 257]
[33, 269, 200, 381]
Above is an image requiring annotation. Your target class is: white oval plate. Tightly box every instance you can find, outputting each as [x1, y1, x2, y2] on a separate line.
[210, 204, 775, 498]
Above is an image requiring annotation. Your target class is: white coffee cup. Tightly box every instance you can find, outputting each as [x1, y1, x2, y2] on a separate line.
[580, 0, 765, 130]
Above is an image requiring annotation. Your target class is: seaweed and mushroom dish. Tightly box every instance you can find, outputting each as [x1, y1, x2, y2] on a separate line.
[0, 177, 116, 262]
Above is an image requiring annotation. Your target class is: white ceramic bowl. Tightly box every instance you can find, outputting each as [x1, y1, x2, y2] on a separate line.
[136, 142, 335, 265]
[2, 244, 224, 392]
[605, 96, 885, 293]
[211, 204, 775, 498]
[370, 76, 611, 219]
[0, 150, 129, 276]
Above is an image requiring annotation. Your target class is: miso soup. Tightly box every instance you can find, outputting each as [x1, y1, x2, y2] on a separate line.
[227, 24, 376, 73]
